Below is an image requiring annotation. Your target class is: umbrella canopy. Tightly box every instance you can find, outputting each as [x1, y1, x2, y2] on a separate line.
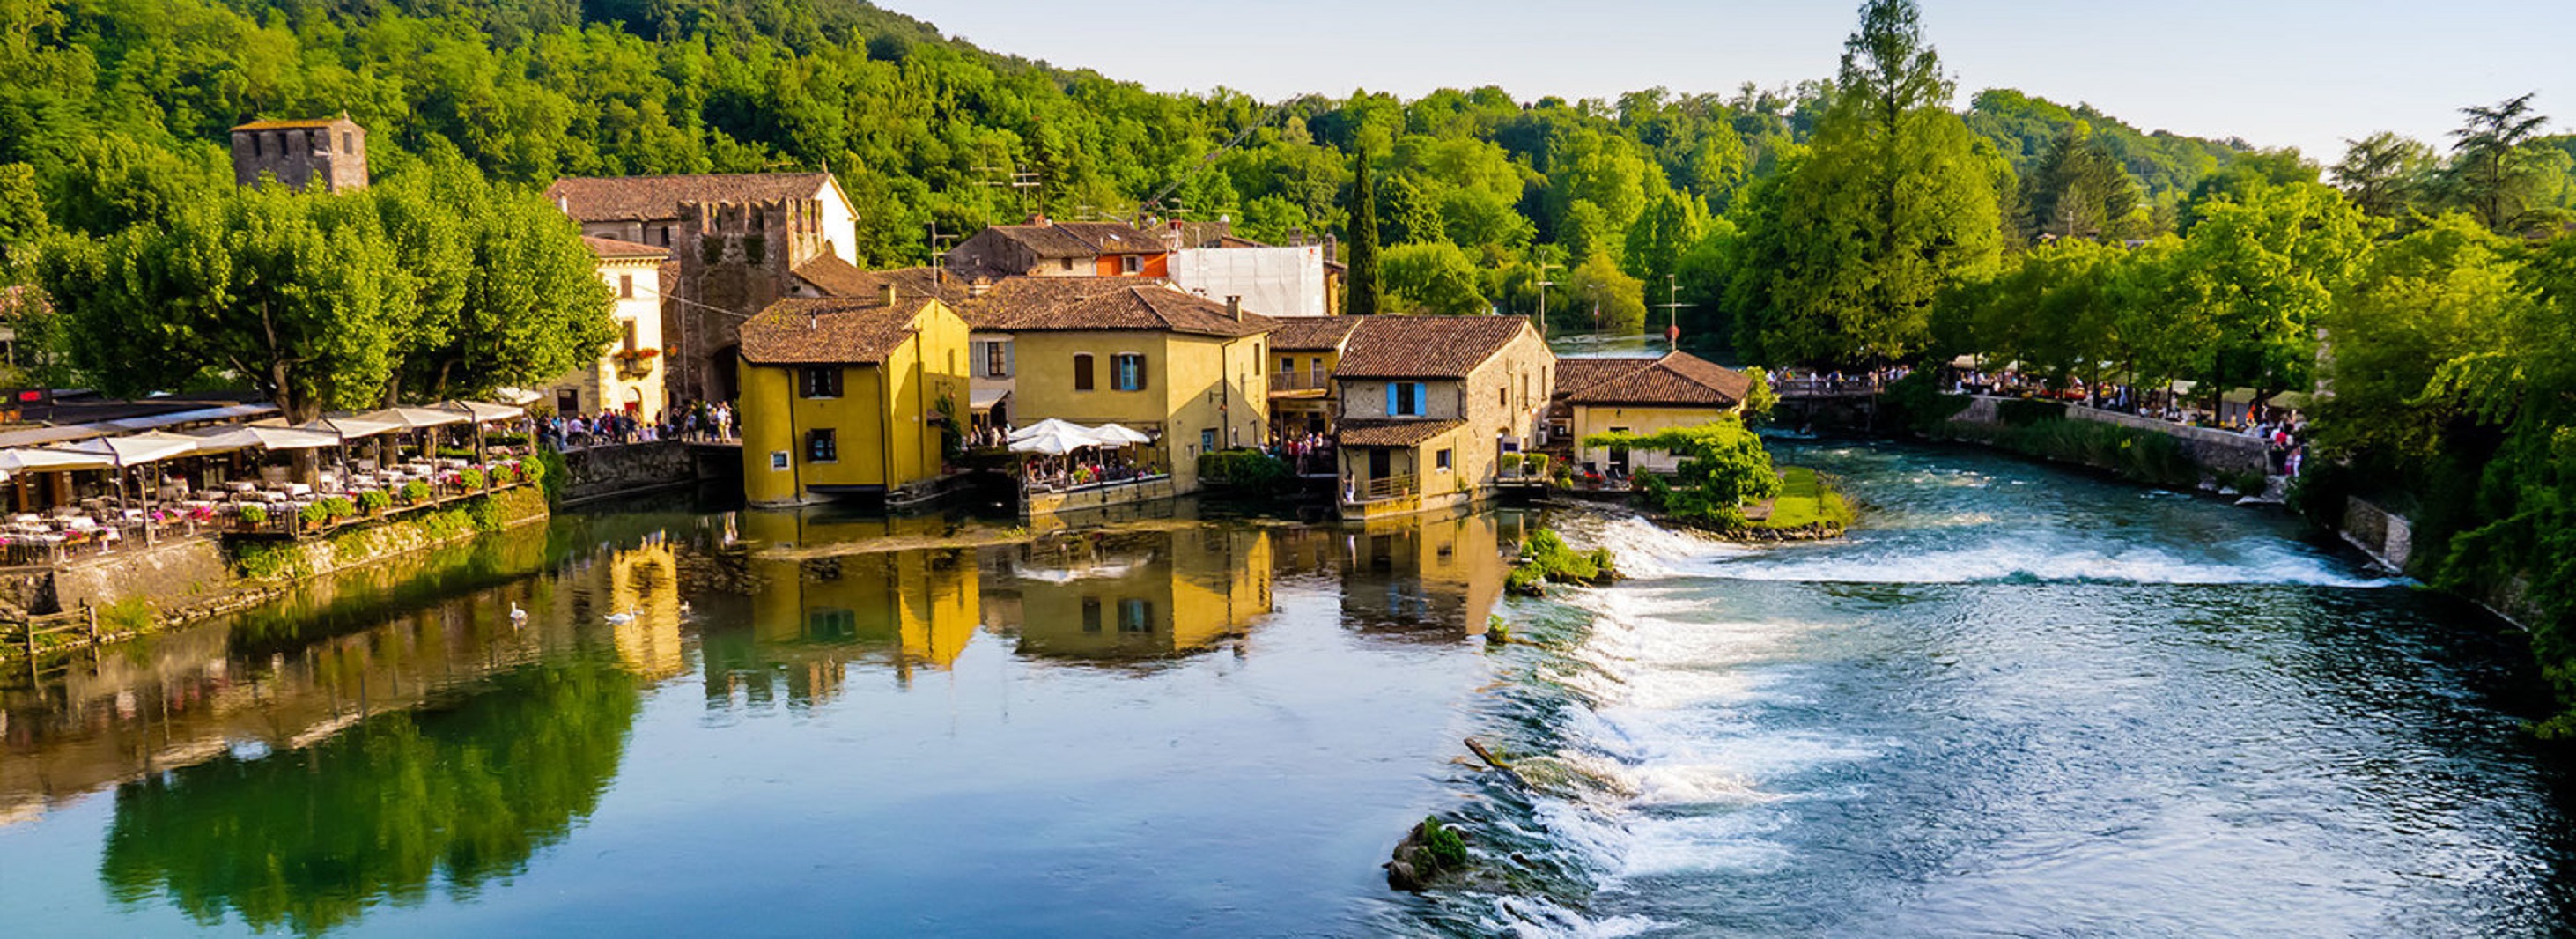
[1008, 418, 1092, 443]
[289, 413, 405, 439]
[54, 431, 202, 466]
[358, 407, 472, 430]
[0, 448, 114, 472]
[491, 387, 543, 406]
[187, 425, 343, 453]
[1090, 423, 1154, 446]
[439, 400, 526, 424]
[1008, 425, 1103, 455]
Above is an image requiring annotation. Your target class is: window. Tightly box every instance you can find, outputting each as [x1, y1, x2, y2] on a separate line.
[1059, 258, 1075, 271]
[557, 389, 579, 414]
[1082, 597, 1103, 632]
[1111, 353, 1146, 391]
[1280, 356, 1295, 374]
[986, 342, 1009, 377]
[771, 451, 789, 470]
[342, 132, 353, 153]
[621, 320, 638, 353]
[805, 428, 838, 463]
[1073, 354, 1095, 391]
[249, 133, 262, 158]
[1200, 428, 1217, 454]
[1118, 597, 1152, 632]
[801, 366, 843, 399]
[1387, 382, 1424, 417]
[618, 274, 634, 299]
[1499, 387, 1507, 406]
[1436, 448, 1454, 472]
[1121, 255, 1142, 274]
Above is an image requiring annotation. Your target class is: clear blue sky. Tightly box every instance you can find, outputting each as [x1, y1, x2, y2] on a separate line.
[881, 0, 2568, 162]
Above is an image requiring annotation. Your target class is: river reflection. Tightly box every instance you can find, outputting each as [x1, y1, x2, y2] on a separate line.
[0, 499, 1521, 936]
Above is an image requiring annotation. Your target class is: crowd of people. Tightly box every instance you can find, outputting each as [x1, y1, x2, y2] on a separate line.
[1942, 366, 2312, 478]
[1271, 431, 1334, 476]
[539, 400, 736, 451]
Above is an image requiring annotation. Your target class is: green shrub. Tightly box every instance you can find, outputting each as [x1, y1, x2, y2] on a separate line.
[359, 489, 391, 513]
[321, 496, 354, 520]
[299, 502, 329, 526]
[233, 542, 305, 580]
[402, 480, 432, 505]
[1508, 529, 1617, 595]
[1419, 817, 1468, 870]
[460, 467, 488, 491]
[100, 596, 156, 633]
[237, 504, 267, 526]
[466, 495, 503, 532]
[1195, 448, 1293, 491]
[1522, 453, 1550, 477]
[1884, 369, 1973, 431]
[1995, 397, 2068, 427]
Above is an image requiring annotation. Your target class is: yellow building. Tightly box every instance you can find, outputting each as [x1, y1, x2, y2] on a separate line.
[543, 236, 669, 421]
[1338, 508, 1523, 639]
[985, 526, 1273, 662]
[1331, 315, 1554, 519]
[1266, 316, 1358, 440]
[724, 545, 982, 702]
[737, 289, 972, 507]
[1554, 351, 1752, 476]
[966, 278, 1275, 495]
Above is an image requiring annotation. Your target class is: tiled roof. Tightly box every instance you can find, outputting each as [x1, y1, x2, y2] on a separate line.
[739, 297, 938, 365]
[1332, 315, 1535, 380]
[582, 235, 668, 260]
[1267, 316, 1362, 352]
[1337, 418, 1465, 447]
[791, 262, 971, 304]
[544, 173, 835, 222]
[1564, 351, 1751, 407]
[1053, 221, 1163, 255]
[966, 279, 1273, 338]
[791, 255, 876, 296]
[979, 221, 1165, 259]
[231, 117, 350, 131]
[1554, 357, 1657, 398]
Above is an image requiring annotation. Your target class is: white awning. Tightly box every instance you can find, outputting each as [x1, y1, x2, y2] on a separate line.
[54, 431, 203, 466]
[187, 425, 344, 453]
[439, 400, 526, 424]
[969, 388, 1010, 410]
[99, 403, 281, 433]
[0, 448, 114, 472]
[358, 407, 473, 430]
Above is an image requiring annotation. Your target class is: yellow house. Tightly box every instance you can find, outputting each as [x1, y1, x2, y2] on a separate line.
[1266, 316, 1359, 440]
[966, 278, 1275, 496]
[1332, 315, 1554, 519]
[1555, 351, 1752, 476]
[721, 546, 981, 702]
[543, 236, 669, 421]
[738, 288, 972, 507]
[1337, 507, 1524, 638]
[984, 525, 1273, 662]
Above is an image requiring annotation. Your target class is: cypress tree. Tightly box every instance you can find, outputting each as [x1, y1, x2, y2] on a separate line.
[1346, 149, 1383, 316]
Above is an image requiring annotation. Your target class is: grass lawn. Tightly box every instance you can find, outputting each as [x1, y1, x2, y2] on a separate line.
[1752, 466, 1854, 531]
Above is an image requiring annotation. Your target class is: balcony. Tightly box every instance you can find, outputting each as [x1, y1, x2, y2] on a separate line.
[1269, 370, 1333, 396]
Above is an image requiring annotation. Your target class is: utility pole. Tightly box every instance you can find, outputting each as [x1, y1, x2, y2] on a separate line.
[1655, 273, 1691, 354]
[1532, 262, 1560, 342]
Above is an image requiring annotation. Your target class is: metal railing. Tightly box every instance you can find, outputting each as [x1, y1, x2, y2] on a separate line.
[1350, 473, 1418, 502]
[1270, 369, 1334, 393]
[1774, 376, 1885, 397]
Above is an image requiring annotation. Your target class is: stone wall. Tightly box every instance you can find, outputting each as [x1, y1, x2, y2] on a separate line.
[1944, 396, 2274, 480]
[561, 441, 720, 506]
[48, 538, 233, 614]
[2338, 496, 2414, 572]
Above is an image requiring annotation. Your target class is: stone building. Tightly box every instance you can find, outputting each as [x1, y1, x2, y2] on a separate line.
[544, 173, 861, 403]
[228, 115, 369, 192]
[1331, 315, 1554, 520]
[944, 217, 1169, 281]
[542, 236, 671, 423]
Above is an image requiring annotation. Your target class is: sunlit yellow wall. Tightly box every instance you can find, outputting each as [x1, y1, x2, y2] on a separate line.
[1005, 329, 1271, 493]
[739, 301, 971, 506]
[606, 542, 686, 679]
[1007, 529, 1269, 660]
[740, 549, 978, 671]
[1569, 403, 1739, 473]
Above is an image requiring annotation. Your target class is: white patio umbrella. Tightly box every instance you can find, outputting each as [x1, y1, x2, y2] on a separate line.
[1089, 423, 1154, 446]
[290, 413, 405, 440]
[361, 407, 472, 429]
[1008, 418, 1093, 443]
[0, 449, 112, 517]
[438, 400, 526, 424]
[52, 432, 205, 543]
[186, 425, 343, 454]
[1008, 425, 1103, 455]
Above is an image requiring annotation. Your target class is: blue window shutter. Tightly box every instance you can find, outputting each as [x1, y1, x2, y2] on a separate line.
[1385, 383, 1398, 415]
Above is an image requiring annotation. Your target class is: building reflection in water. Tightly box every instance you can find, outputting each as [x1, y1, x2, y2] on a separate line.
[983, 525, 1274, 664]
[1319, 508, 1524, 641]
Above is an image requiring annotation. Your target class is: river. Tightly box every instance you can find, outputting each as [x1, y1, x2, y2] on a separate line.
[1, 441, 2568, 936]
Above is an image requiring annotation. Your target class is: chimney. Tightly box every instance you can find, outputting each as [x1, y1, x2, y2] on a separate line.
[882, 283, 900, 306]
[1324, 233, 1338, 263]
[969, 277, 993, 299]
[1226, 295, 1242, 322]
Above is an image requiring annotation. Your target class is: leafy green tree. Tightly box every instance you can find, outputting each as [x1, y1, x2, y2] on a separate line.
[41, 183, 413, 422]
[1345, 148, 1382, 315]
[1739, 0, 2005, 366]
[1561, 251, 1647, 335]
[2440, 92, 2552, 233]
[373, 160, 616, 403]
[2018, 124, 2144, 241]
[1380, 242, 1490, 316]
[1584, 418, 1781, 527]
[1377, 173, 1444, 246]
[2166, 181, 2377, 412]
[2330, 131, 2438, 222]
[2314, 214, 2526, 461]
[1624, 190, 1705, 291]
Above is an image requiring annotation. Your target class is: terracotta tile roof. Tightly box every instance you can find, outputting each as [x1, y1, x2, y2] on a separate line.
[1332, 315, 1537, 380]
[965, 279, 1273, 338]
[788, 262, 972, 304]
[1267, 316, 1361, 352]
[1337, 418, 1465, 447]
[1564, 351, 1751, 407]
[544, 173, 835, 222]
[1053, 221, 1163, 255]
[1554, 357, 1657, 398]
[978, 220, 1166, 259]
[231, 117, 351, 131]
[740, 297, 937, 365]
[790, 255, 875, 296]
[582, 235, 668, 260]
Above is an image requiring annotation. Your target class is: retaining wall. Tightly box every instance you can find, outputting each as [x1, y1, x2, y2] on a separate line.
[561, 441, 734, 505]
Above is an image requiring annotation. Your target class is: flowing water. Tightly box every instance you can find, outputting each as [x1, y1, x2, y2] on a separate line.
[1, 442, 2570, 937]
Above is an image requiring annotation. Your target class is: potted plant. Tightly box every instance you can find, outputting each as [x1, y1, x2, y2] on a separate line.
[360, 490, 392, 515]
[237, 504, 268, 530]
[402, 480, 431, 506]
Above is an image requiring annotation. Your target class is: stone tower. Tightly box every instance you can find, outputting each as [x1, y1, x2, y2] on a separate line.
[672, 196, 832, 401]
[228, 115, 369, 192]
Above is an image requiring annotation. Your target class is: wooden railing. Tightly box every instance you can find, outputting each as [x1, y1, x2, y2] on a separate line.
[1774, 376, 1885, 397]
[4, 604, 100, 659]
[1271, 369, 1333, 393]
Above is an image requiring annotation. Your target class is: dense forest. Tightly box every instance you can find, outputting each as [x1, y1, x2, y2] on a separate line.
[0, 0, 2281, 346]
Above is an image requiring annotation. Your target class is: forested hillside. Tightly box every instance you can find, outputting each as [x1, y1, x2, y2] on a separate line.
[0, 0, 2252, 336]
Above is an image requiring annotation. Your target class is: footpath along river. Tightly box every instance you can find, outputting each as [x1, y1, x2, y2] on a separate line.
[1, 441, 2569, 937]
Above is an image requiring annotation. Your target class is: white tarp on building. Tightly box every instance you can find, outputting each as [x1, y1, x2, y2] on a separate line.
[1167, 244, 1326, 318]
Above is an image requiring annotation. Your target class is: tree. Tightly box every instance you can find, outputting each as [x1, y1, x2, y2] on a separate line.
[1379, 242, 1489, 316]
[2441, 92, 2551, 233]
[2018, 124, 2144, 241]
[41, 183, 414, 423]
[1624, 190, 1705, 290]
[2166, 181, 2377, 413]
[1740, 0, 2005, 366]
[2314, 213, 2526, 461]
[1583, 418, 1781, 527]
[373, 161, 616, 403]
[1561, 252, 1646, 335]
[1377, 173, 1444, 246]
[1345, 148, 1382, 315]
[2331, 131, 2437, 222]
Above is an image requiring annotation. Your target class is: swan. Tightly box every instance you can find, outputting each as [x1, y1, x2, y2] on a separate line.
[508, 601, 528, 623]
[604, 607, 637, 625]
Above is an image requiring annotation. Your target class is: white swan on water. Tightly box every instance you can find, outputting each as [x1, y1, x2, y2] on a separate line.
[604, 607, 637, 625]
[509, 602, 528, 623]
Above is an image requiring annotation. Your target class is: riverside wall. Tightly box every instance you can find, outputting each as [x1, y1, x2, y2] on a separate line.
[1941, 396, 2275, 481]
[560, 440, 738, 506]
